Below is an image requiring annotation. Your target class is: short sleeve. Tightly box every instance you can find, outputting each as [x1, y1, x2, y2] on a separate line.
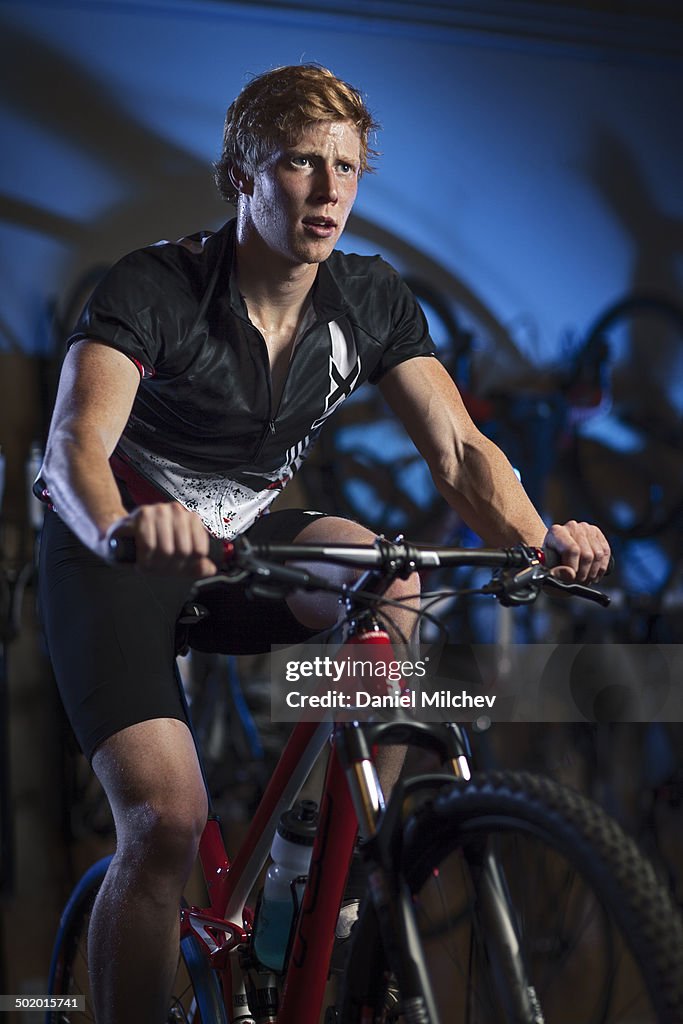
[67, 251, 172, 376]
[368, 272, 436, 385]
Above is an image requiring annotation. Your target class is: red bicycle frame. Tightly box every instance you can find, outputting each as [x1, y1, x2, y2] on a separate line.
[181, 629, 397, 1023]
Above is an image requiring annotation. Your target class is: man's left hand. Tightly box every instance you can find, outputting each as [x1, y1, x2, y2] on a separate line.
[543, 521, 611, 584]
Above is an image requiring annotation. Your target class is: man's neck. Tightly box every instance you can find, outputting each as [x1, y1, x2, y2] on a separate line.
[235, 226, 317, 333]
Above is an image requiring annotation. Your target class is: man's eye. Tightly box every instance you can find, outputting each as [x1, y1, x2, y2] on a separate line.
[291, 156, 311, 167]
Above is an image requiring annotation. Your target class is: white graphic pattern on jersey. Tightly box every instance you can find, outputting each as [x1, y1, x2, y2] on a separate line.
[117, 320, 362, 537]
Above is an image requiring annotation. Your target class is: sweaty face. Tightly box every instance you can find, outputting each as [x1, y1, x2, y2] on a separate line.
[246, 120, 361, 265]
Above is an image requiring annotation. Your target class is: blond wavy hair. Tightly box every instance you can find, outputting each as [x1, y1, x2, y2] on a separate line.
[214, 64, 380, 203]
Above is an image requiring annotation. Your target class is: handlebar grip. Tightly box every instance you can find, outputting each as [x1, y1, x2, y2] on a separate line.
[107, 534, 228, 567]
[543, 546, 615, 575]
[108, 535, 137, 563]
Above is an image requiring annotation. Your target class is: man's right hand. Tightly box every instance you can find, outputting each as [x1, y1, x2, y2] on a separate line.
[104, 502, 217, 578]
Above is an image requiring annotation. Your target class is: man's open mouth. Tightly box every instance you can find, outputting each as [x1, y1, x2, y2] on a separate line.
[303, 217, 336, 227]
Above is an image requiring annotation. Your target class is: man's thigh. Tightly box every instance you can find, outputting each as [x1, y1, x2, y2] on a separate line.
[92, 717, 208, 832]
[39, 510, 192, 761]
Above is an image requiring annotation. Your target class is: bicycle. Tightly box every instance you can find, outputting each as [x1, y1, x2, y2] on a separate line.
[46, 536, 683, 1023]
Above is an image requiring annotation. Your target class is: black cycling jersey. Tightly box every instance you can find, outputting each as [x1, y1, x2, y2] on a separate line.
[69, 219, 435, 538]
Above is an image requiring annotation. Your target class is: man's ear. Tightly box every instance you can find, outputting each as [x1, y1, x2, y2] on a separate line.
[229, 165, 254, 197]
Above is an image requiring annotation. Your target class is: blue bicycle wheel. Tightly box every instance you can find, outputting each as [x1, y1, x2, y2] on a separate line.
[46, 855, 227, 1023]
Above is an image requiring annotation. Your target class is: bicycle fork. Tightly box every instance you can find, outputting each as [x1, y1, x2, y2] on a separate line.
[339, 717, 475, 1024]
[477, 852, 546, 1024]
[341, 717, 546, 1024]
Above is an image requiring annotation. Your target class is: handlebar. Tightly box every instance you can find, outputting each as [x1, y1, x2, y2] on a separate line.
[108, 534, 612, 608]
[109, 534, 547, 572]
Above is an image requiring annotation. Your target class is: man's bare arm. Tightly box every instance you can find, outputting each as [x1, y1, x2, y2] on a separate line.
[41, 341, 141, 555]
[379, 357, 611, 582]
[41, 340, 215, 575]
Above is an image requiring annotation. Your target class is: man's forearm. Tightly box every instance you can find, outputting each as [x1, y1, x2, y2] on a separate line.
[432, 433, 548, 549]
[42, 431, 128, 555]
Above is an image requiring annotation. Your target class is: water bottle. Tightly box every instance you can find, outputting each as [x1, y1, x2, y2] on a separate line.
[253, 799, 318, 972]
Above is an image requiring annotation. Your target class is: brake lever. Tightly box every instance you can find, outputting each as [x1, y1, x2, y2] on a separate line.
[542, 573, 611, 607]
[483, 565, 547, 606]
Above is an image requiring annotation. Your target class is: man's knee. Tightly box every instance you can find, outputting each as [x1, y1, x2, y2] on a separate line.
[387, 570, 421, 601]
[92, 720, 209, 878]
[287, 516, 422, 633]
[117, 796, 207, 876]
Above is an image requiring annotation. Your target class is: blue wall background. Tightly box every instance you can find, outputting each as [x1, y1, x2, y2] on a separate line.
[1, 0, 681, 367]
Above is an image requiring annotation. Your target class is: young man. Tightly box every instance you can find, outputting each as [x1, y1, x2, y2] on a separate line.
[39, 64, 610, 1022]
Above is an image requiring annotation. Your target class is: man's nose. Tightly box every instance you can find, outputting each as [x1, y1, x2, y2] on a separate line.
[314, 164, 338, 203]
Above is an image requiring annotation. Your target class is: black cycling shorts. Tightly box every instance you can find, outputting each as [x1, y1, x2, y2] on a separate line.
[39, 508, 328, 761]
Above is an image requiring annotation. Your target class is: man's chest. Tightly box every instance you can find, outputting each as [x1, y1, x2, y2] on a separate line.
[141, 317, 365, 440]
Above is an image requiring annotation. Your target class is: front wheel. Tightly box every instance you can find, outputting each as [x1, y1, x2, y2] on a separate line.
[46, 856, 227, 1023]
[340, 771, 683, 1023]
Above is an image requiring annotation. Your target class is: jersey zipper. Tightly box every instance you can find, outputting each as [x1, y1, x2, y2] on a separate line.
[251, 318, 318, 463]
